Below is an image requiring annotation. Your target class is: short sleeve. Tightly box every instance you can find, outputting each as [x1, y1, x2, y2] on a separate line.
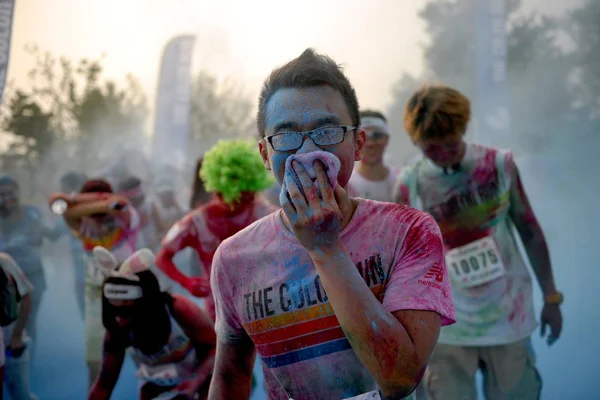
[210, 245, 248, 344]
[381, 213, 456, 326]
[0, 253, 34, 297]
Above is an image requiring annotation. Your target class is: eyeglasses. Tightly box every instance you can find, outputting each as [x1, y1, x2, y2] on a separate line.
[365, 131, 389, 141]
[266, 125, 358, 152]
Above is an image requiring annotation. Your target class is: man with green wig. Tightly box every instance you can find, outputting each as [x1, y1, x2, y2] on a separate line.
[156, 140, 278, 321]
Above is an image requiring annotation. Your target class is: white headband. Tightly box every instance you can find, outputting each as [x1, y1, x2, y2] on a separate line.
[360, 116, 389, 133]
[104, 283, 144, 300]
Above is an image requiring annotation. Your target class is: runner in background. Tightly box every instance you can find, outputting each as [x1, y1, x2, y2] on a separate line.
[1, 252, 38, 400]
[394, 84, 563, 400]
[348, 110, 400, 202]
[0, 176, 61, 358]
[51, 171, 89, 319]
[156, 140, 277, 321]
[118, 177, 161, 251]
[49, 179, 140, 388]
[152, 177, 185, 241]
[88, 247, 215, 400]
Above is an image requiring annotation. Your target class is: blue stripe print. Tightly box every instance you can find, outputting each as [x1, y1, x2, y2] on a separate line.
[262, 338, 352, 368]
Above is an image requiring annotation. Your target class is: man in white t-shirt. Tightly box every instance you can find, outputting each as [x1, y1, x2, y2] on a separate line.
[348, 110, 400, 202]
[0, 252, 38, 400]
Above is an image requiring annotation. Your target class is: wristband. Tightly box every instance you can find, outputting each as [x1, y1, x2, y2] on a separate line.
[544, 291, 563, 305]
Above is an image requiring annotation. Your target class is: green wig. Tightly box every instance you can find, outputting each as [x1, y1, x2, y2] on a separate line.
[200, 140, 274, 205]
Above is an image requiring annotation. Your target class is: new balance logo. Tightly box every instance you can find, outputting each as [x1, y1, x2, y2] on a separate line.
[424, 263, 444, 283]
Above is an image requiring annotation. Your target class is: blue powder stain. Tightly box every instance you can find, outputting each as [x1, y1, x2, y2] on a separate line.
[371, 320, 378, 330]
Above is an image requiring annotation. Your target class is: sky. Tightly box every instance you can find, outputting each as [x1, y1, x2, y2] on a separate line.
[4, 0, 583, 136]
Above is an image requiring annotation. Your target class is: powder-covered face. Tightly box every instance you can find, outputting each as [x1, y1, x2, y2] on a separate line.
[415, 138, 466, 168]
[360, 126, 390, 165]
[259, 86, 365, 189]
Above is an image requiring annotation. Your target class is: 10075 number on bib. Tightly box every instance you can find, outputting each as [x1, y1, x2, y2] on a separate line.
[445, 236, 506, 289]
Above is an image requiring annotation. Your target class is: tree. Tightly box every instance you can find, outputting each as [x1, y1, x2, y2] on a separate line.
[0, 45, 148, 201]
[387, 0, 575, 154]
[567, 0, 600, 119]
[188, 70, 254, 159]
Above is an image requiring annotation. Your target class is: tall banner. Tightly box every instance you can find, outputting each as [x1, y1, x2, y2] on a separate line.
[475, 0, 511, 146]
[0, 0, 15, 102]
[151, 35, 195, 171]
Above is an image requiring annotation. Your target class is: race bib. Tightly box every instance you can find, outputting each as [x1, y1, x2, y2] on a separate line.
[446, 236, 505, 288]
[137, 363, 180, 386]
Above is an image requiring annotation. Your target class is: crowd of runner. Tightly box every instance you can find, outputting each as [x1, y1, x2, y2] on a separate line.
[0, 49, 563, 400]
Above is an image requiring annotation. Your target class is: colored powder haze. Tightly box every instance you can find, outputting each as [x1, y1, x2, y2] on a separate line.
[2, 0, 597, 399]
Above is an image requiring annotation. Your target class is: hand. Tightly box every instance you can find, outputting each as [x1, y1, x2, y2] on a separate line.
[185, 276, 211, 297]
[8, 335, 25, 351]
[540, 303, 562, 346]
[280, 160, 343, 251]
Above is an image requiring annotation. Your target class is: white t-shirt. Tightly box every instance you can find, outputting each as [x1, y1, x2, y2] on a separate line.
[348, 165, 400, 202]
[0, 253, 34, 367]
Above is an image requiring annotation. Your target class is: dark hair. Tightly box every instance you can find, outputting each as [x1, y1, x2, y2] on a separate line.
[257, 48, 360, 135]
[0, 176, 18, 188]
[118, 176, 142, 193]
[102, 270, 172, 354]
[80, 179, 113, 194]
[360, 109, 387, 123]
[189, 157, 212, 209]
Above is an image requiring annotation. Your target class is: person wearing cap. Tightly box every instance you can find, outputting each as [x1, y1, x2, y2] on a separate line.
[49, 179, 141, 388]
[348, 110, 400, 202]
[88, 247, 216, 400]
[393, 84, 563, 399]
[156, 140, 277, 321]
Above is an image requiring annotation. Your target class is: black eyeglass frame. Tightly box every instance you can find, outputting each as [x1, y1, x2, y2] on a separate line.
[265, 125, 358, 152]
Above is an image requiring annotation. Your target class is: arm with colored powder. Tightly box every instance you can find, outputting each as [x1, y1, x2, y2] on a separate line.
[49, 192, 130, 232]
[170, 295, 217, 396]
[208, 340, 256, 400]
[283, 161, 443, 399]
[88, 332, 126, 400]
[507, 156, 562, 345]
[155, 217, 210, 297]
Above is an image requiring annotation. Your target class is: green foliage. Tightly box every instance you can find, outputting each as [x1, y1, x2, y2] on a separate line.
[567, 0, 600, 118]
[0, 45, 148, 199]
[200, 140, 274, 205]
[388, 0, 597, 155]
[189, 71, 255, 158]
